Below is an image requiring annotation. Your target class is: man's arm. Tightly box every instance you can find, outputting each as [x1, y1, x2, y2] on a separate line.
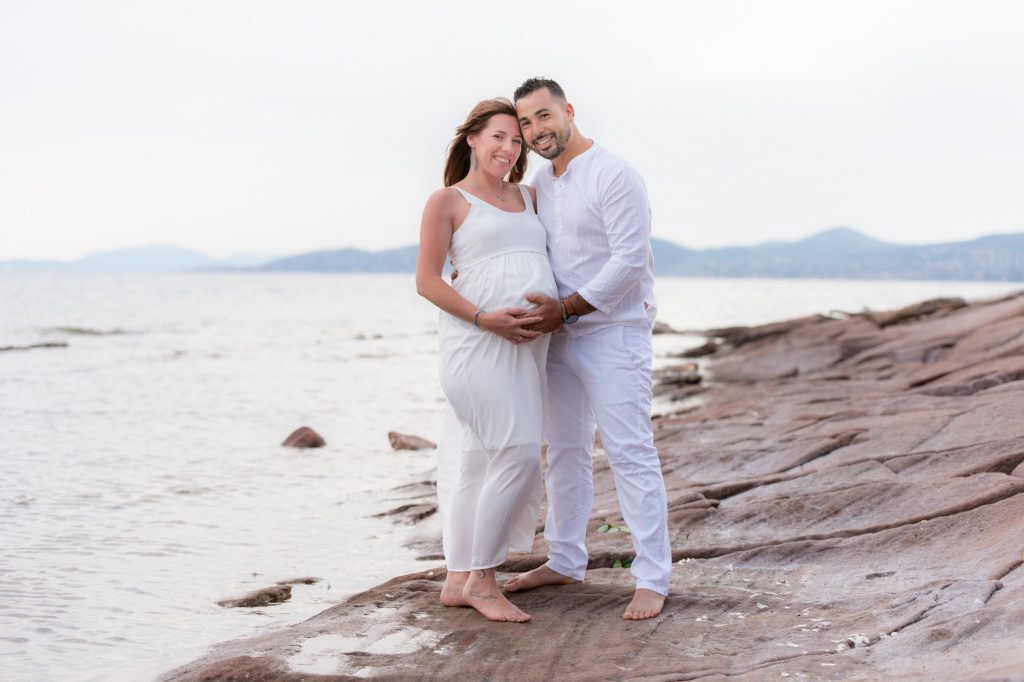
[575, 165, 651, 314]
[520, 164, 650, 331]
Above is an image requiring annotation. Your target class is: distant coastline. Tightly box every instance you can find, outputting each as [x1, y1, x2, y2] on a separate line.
[5, 228, 1023, 281]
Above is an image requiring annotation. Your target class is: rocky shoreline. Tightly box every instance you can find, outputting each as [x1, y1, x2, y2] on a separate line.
[163, 293, 1024, 681]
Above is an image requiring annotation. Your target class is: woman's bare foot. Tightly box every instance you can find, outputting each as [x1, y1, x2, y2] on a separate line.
[440, 571, 469, 607]
[623, 588, 665, 620]
[463, 569, 531, 622]
[504, 565, 579, 593]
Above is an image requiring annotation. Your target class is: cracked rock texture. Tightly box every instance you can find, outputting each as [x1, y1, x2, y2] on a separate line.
[163, 294, 1024, 681]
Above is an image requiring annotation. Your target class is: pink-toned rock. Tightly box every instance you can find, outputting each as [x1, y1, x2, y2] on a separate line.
[281, 426, 325, 448]
[164, 293, 1024, 682]
[864, 296, 966, 327]
[387, 431, 436, 450]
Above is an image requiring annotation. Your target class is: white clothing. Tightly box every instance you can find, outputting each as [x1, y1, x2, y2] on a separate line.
[435, 185, 557, 571]
[533, 143, 657, 338]
[532, 143, 672, 595]
[542, 322, 672, 595]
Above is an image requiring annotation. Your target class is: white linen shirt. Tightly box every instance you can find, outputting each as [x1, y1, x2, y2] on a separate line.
[533, 142, 657, 337]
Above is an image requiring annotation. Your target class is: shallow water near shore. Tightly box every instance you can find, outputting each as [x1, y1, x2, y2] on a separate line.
[0, 272, 1020, 681]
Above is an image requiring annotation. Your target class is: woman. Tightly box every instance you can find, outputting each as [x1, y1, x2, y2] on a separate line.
[415, 98, 557, 623]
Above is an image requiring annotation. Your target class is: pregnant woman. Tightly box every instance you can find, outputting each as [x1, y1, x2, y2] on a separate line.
[415, 98, 557, 623]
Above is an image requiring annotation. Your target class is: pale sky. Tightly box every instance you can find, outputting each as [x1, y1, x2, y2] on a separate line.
[2, 0, 1022, 261]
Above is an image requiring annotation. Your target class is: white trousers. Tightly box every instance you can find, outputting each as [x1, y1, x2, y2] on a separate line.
[543, 323, 672, 595]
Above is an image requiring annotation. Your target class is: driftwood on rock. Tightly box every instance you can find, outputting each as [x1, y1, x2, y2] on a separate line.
[281, 426, 325, 448]
[388, 431, 436, 450]
[165, 293, 1024, 682]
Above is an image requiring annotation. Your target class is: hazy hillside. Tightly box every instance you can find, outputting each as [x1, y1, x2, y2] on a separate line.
[0, 247, 276, 273]
[254, 227, 1022, 281]
[4, 229, 1022, 280]
[650, 228, 1024, 280]
[260, 246, 419, 273]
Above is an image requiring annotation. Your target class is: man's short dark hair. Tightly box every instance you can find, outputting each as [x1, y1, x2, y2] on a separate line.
[514, 77, 567, 103]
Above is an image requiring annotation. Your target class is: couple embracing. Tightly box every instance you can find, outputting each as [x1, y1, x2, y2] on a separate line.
[416, 78, 671, 623]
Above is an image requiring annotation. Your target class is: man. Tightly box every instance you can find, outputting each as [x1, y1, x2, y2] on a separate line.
[504, 78, 672, 620]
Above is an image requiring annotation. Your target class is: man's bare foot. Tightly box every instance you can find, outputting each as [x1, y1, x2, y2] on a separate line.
[463, 570, 531, 622]
[504, 565, 579, 593]
[440, 571, 469, 607]
[623, 588, 665, 620]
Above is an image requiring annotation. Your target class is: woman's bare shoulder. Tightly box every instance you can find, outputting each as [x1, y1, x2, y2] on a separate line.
[426, 186, 460, 204]
[424, 187, 467, 214]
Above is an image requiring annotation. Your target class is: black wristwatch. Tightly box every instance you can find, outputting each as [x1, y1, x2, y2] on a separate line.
[560, 297, 580, 325]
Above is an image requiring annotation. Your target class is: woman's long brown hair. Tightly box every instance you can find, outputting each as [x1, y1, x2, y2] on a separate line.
[443, 98, 527, 187]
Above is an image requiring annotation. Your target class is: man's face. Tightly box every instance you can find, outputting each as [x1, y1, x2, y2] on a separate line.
[515, 88, 573, 160]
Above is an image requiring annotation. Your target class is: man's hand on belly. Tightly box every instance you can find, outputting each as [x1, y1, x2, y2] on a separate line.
[519, 294, 564, 334]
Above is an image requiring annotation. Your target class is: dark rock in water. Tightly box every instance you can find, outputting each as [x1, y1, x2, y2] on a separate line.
[653, 363, 702, 387]
[669, 339, 718, 358]
[653, 362, 702, 399]
[44, 326, 129, 336]
[281, 426, 325, 448]
[274, 577, 322, 586]
[217, 585, 291, 608]
[0, 342, 69, 352]
[656, 383, 708, 403]
[374, 502, 438, 524]
[164, 293, 1024, 682]
[652, 320, 679, 335]
[387, 431, 436, 450]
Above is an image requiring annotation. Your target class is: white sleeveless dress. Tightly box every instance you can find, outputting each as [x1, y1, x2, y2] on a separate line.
[435, 185, 558, 571]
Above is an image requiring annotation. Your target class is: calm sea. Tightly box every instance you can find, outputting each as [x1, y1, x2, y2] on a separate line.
[1, 272, 1020, 681]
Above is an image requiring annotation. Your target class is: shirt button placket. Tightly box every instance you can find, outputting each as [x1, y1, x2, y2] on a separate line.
[554, 179, 563, 229]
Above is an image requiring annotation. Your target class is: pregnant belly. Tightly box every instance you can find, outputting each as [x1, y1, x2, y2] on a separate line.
[454, 252, 556, 310]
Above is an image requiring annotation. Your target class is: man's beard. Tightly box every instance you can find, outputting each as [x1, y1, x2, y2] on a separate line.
[531, 127, 571, 160]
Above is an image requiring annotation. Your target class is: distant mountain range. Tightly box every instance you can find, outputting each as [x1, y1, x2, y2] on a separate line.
[0, 246, 274, 273]
[649, 228, 1024, 281]
[251, 227, 1024, 281]
[3, 228, 1022, 281]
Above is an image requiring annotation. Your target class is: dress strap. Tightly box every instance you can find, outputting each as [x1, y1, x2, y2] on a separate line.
[451, 187, 478, 205]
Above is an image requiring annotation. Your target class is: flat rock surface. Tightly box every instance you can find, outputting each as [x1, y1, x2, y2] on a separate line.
[164, 294, 1024, 681]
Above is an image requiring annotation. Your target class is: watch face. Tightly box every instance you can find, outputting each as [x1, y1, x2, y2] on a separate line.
[565, 314, 580, 325]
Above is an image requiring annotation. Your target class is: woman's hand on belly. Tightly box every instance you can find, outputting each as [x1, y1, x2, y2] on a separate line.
[477, 308, 545, 346]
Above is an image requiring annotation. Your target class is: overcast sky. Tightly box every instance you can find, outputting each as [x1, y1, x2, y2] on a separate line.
[2, 0, 1022, 261]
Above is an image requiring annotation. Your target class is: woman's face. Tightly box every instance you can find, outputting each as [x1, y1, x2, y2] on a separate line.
[468, 114, 523, 178]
